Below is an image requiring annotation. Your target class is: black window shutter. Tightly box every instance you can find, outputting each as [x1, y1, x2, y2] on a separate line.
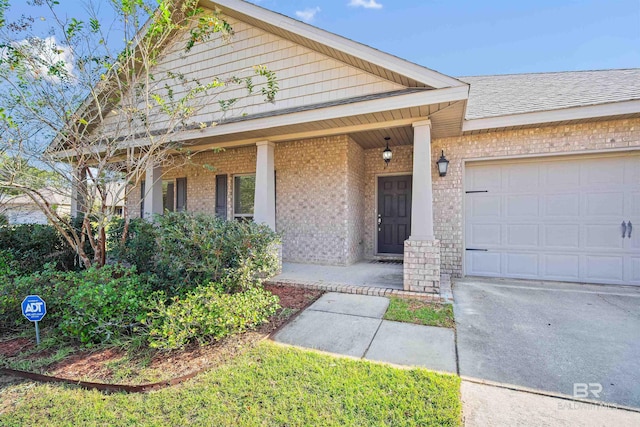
[215, 174, 227, 219]
[176, 178, 187, 212]
[140, 180, 145, 219]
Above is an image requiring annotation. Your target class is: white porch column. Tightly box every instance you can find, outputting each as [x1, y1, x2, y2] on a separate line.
[410, 119, 435, 240]
[143, 164, 163, 220]
[70, 167, 87, 218]
[404, 119, 441, 295]
[254, 141, 276, 230]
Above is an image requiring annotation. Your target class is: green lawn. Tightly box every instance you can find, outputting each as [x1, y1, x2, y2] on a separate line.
[0, 342, 461, 426]
[384, 297, 456, 328]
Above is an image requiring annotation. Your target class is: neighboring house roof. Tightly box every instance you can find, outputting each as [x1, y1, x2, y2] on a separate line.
[460, 69, 640, 120]
[3, 188, 70, 208]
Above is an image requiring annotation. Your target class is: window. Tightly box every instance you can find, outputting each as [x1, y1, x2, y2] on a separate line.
[176, 178, 187, 212]
[162, 178, 187, 213]
[163, 180, 174, 212]
[233, 175, 255, 220]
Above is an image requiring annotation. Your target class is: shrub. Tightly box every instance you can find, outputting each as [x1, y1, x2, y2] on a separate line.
[0, 249, 16, 278]
[107, 217, 158, 273]
[0, 224, 77, 274]
[0, 213, 7, 227]
[59, 265, 154, 345]
[145, 284, 279, 350]
[0, 265, 77, 332]
[153, 212, 281, 294]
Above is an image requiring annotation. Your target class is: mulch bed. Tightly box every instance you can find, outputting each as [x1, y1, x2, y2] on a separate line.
[1, 285, 323, 387]
[0, 338, 33, 358]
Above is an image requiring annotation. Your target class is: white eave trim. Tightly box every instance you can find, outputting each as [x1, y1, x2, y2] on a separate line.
[170, 86, 468, 143]
[462, 99, 640, 133]
[208, 0, 465, 90]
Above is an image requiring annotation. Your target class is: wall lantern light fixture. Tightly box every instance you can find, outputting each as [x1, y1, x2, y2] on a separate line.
[436, 150, 449, 177]
[382, 137, 392, 167]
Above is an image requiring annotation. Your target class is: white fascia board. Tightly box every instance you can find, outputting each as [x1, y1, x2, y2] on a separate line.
[208, 0, 465, 89]
[170, 85, 469, 143]
[463, 99, 640, 133]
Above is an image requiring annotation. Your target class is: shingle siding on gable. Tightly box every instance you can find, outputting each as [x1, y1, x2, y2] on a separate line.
[102, 12, 404, 135]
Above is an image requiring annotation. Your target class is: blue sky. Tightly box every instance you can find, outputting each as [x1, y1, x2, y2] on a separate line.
[9, 0, 640, 77]
[249, 0, 640, 76]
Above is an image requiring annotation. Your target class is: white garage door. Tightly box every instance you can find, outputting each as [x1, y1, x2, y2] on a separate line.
[465, 153, 640, 285]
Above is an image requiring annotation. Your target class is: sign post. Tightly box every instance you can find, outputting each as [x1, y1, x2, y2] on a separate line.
[21, 295, 47, 345]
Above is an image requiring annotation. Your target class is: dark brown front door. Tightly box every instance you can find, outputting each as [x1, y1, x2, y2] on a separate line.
[377, 175, 412, 254]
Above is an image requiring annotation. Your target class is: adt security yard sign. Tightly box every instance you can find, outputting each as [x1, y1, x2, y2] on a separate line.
[22, 295, 46, 345]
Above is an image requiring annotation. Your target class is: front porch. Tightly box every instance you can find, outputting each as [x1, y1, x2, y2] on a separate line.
[266, 262, 452, 302]
[119, 86, 467, 297]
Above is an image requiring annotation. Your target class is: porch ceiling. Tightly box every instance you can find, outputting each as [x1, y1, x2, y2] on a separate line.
[184, 99, 466, 152]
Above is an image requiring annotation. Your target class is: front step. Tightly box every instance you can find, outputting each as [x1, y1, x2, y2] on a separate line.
[264, 278, 446, 302]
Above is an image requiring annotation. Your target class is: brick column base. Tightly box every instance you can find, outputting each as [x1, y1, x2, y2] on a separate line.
[403, 239, 441, 294]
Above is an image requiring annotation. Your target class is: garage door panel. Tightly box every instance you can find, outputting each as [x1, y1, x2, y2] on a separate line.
[544, 225, 580, 248]
[468, 196, 502, 217]
[506, 165, 539, 190]
[628, 257, 640, 284]
[466, 251, 501, 276]
[506, 195, 539, 217]
[466, 153, 639, 286]
[544, 162, 581, 190]
[628, 192, 640, 216]
[544, 194, 580, 217]
[468, 224, 501, 246]
[585, 192, 625, 216]
[584, 224, 625, 250]
[468, 167, 502, 192]
[584, 158, 625, 188]
[507, 225, 539, 246]
[585, 256, 624, 281]
[505, 253, 539, 277]
[543, 254, 580, 280]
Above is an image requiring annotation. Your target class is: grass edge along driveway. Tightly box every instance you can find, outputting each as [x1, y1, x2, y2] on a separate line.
[0, 341, 461, 426]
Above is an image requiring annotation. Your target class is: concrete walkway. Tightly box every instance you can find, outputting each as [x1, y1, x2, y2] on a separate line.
[462, 381, 640, 427]
[272, 289, 640, 426]
[272, 292, 457, 373]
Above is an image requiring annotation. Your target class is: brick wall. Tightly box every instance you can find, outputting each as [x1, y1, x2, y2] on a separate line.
[275, 135, 352, 265]
[127, 146, 257, 219]
[346, 137, 365, 264]
[431, 117, 640, 277]
[128, 136, 359, 266]
[363, 145, 413, 258]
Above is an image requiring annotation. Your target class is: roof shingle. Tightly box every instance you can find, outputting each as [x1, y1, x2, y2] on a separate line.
[459, 69, 640, 120]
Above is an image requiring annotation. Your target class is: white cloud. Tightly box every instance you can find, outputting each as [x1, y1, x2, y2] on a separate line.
[295, 7, 321, 23]
[348, 0, 383, 9]
[15, 36, 75, 84]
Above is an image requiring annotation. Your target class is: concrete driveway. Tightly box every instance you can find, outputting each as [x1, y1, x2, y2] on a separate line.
[454, 279, 640, 409]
